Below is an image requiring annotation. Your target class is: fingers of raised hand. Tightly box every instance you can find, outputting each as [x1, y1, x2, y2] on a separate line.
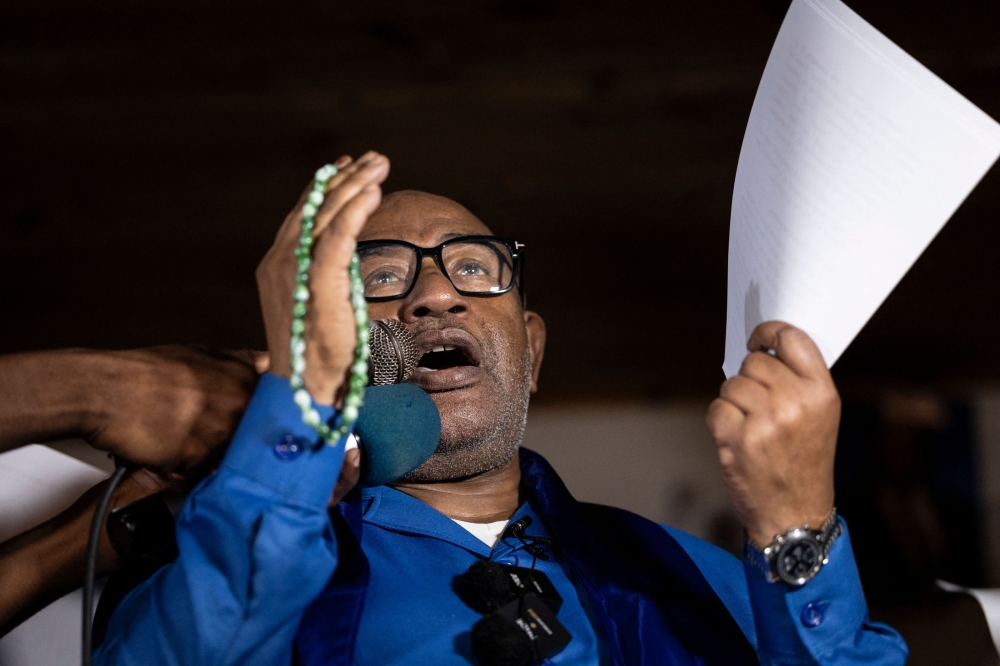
[311, 153, 389, 239]
[313, 183, 383, 267]
[706, 398, 746, 469]
[292, 155, 355, 205]
[719, 375, 769, 416]
[706, 397, 744, 447]
[306, 185, 383, 338]
[746, 321, 829, 380]
[272, 152, 388, 251]
[738, 350, 793, 388]
[287, 152, 388, 247]
[297, 182, 383, 403]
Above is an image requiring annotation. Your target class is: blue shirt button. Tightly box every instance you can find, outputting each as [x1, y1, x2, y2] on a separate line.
[801, 601, 825, 628]
[274, 435, 305, 461]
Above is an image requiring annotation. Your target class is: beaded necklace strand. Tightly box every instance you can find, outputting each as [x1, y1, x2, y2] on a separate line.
[289, 163, 370, 445]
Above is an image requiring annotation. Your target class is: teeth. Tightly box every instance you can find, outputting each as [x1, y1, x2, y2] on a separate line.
[429, 345, 456, 353]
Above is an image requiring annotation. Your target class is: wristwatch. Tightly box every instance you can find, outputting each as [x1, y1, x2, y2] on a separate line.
[743, 508, 843, 586]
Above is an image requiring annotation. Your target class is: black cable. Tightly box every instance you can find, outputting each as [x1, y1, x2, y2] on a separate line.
[82, 462, 130, 666]
[508, 516, 551, 563]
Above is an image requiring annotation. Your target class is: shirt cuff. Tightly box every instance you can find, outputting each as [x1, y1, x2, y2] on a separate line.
[745, 519, 868, 661]
[220, 372, 349, 510]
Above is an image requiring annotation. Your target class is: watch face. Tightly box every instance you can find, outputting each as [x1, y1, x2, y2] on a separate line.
[776, 532, 822, 585]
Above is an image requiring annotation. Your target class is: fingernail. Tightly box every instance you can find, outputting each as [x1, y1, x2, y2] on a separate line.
[335, 155, 352, 168]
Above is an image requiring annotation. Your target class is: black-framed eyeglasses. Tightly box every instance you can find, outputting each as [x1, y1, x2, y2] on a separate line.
[356, 235, 525, 305]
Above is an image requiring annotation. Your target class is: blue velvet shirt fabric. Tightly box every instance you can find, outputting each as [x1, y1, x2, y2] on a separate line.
[94, 373, 908, 665]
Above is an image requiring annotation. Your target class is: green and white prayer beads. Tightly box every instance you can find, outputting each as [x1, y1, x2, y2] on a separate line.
[289, 163, 370, 446]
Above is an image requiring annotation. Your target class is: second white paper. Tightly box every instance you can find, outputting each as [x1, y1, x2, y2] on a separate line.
[723, 0, 1000, 377]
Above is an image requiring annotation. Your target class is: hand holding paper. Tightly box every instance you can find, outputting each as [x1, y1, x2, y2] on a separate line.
[709, 322, 840, 547]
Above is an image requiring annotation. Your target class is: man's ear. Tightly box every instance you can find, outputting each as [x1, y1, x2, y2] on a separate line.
[523, 310, 546, 394]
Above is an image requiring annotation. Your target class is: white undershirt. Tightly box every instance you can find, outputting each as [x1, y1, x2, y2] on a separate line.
[452, 518, 510, 548]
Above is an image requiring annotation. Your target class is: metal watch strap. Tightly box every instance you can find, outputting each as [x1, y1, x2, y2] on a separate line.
[743, 508, 843, 586]
[816, 508, 843, 561]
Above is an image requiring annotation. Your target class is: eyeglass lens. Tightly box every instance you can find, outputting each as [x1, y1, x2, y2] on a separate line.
[359, 240, 515, 299]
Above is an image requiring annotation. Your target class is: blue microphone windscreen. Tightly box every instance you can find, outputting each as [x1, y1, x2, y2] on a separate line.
[355, 383, 441, 487]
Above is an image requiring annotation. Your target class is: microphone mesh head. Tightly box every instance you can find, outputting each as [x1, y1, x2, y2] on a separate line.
[367, 318, 420, 386]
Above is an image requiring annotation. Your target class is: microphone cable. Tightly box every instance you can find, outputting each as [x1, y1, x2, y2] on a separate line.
[82, 459, 132, 666]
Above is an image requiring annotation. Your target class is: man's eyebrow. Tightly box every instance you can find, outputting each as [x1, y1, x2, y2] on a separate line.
[359, 245, 401, 257]
[440, 231, 491, 240]
[359, 231, 491, 246]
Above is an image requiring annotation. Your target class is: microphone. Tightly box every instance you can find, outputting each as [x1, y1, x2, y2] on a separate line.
[355, 382, 439, 486]
[452, 560, 563, 615]
[355, 317, 439, 486]
[367, 318, 420, 386]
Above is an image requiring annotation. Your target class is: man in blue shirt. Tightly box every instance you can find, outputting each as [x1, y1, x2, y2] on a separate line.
[13, 150, 910, 664]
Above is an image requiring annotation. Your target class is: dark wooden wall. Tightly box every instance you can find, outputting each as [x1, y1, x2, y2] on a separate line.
[3, 0, 1000, 401]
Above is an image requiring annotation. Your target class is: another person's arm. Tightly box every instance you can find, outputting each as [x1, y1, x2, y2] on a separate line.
[0, 345, 259, 473]
[0, 344, 259, 636]
[707, 322, 908, 664]
[0, 471, 164, 636]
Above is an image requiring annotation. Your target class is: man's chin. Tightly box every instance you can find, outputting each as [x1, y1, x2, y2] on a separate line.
[396, 441, 518, 484]
[422, 377, 493, 425]
[397, 364, 527, 483]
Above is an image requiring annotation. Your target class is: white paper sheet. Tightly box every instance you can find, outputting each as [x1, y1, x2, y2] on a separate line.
[0, 445, 108, 666]
[0, 444, 107, 542]
[723, 0, 1000, 377]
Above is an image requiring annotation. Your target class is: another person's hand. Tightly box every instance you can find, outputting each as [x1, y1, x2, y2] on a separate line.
[257, 152, 390, 406]
[0, 466, 169, 636]
[706, 321, 840, 548]
[85, 346, 262, 478]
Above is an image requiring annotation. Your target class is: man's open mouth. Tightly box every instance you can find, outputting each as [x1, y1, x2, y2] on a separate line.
[409, 329, 483, 391]
[417, 345, 476, 371]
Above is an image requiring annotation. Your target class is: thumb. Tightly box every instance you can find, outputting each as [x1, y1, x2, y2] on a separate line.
[747, 321, 829, 380]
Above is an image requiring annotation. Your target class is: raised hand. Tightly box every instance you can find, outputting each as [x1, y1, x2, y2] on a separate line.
[706, 321, 840, 547]
[257, 152, 390, 406]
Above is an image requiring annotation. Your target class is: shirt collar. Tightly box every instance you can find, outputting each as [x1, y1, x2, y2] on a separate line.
[360, 485, 493, 556]
[360, 486, 549, 561]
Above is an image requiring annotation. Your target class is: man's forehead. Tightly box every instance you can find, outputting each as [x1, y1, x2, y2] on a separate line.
[359, 190, 493, 246]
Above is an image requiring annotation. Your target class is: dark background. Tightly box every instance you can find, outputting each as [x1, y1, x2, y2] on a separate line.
[3, 0, 1000, 402]
[3, 1, 1000, 662]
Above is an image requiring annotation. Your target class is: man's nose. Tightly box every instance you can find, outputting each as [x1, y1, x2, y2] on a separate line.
[400, 258, 470, 321]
